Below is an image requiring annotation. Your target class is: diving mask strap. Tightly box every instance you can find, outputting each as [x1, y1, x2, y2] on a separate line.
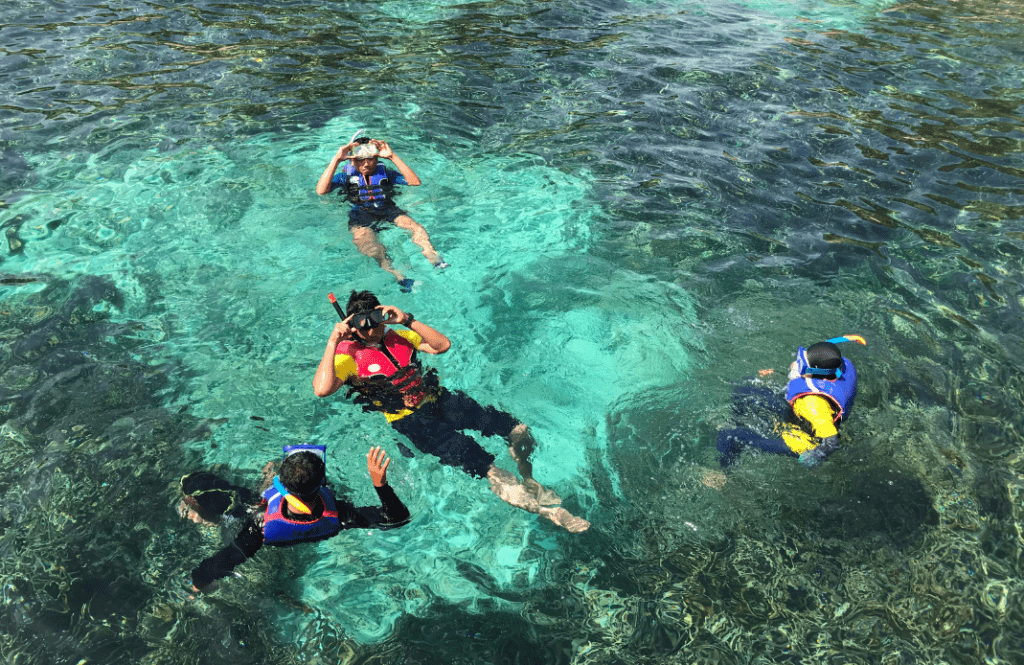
[272, 476, 312, 515]
[804, 366, 842, 379]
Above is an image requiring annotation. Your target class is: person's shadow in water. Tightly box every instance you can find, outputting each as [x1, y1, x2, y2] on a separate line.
[782, 466, 939, 550]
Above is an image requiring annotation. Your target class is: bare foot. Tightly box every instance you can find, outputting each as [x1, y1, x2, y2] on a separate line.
[701, 469, 727, 490]
[177, 499, 213, 525]
[539, 507, 590, 533]
[524, 479, 562, 506]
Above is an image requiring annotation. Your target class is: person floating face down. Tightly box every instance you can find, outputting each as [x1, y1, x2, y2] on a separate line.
[181, 445, 410, 593]
[716, 341, 858, 468]
[312, 290, 590, 533]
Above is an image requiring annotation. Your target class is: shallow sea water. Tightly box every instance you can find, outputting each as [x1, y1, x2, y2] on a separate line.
[2, 0, 1023, 663]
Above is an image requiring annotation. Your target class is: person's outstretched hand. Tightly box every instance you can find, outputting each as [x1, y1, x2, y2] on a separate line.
[798, 448, 826, 468]
[799, 435, 839, 468]
[367, 446, 391, 487]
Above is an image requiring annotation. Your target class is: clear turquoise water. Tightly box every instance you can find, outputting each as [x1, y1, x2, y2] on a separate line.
[2, 0, 1023, 663]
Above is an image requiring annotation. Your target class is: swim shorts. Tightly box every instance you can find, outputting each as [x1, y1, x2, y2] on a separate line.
[348, 204, 408, 232]
[388, 389, 519, 478]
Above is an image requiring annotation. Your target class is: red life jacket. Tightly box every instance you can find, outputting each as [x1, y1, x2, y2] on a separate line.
[335, 330, 434, 412]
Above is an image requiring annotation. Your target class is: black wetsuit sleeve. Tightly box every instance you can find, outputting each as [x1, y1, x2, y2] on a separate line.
[340, 484, 411, 530]
[190, 517, 265, 589]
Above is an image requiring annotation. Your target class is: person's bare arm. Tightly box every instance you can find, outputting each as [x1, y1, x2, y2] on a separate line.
[375, 141, 421, 186]
[379, 305, 450, 354]
[316, 144, 355, 195]
[313, 320, 351, 396]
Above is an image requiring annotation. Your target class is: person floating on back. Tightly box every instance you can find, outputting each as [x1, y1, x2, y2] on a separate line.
[181, 445, 410, 592]
[313, 290, 590, 533]
[707, 336, 864, 485]
[316, 134, 449, 292]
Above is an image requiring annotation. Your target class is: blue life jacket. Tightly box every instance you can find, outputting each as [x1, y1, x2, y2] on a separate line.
[262, 444, 340, 546]
[339, 163, 402, 208]
[785, 347, 857, 422]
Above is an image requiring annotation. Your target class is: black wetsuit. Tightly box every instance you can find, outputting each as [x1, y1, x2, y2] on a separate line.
[183, 472, 410, 589]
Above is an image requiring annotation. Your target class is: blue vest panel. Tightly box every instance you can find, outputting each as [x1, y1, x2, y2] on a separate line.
[337, 163, 405, 208]
[262, 486, 342, 546]
[785, 347, 857, 421]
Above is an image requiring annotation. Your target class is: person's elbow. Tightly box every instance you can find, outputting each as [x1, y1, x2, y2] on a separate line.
[432, 338, 451, 354]
[313, 378, 340, 398]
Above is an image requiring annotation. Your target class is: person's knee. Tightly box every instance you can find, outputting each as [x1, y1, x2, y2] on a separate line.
[508, 422, 529, 442]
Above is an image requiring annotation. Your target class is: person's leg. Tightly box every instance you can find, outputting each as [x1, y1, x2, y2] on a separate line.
[507, 423, 535, 482]
[179, 471, 257, 524]
[391, 404, 587, 531]
[437, 390, 566, 507]
[349, 225, 405, 281]
[389, 406, 497, 478]
[716, 427, 798, 468]
[393, 214, 441, 266]
[486, 465, 589, 533]
[434, 390, 531, 477]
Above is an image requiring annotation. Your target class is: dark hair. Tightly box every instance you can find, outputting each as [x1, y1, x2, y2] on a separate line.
[279, 451, 325, 497]
[806, 342, 843, 371]
[346, 290, 381, 317]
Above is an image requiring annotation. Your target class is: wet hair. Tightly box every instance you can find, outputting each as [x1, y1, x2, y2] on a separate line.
[806, 342, 843, 371]
[346, 290, 381, 317]
[279, 451, 325, 497]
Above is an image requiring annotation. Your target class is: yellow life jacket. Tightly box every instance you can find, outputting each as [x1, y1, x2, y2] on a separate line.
[780, 394, 839, 454]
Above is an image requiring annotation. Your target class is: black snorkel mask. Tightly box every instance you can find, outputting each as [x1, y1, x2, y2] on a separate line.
[350, 309, 387, 330]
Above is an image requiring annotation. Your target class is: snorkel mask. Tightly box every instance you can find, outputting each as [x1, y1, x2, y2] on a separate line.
[350, 308, 387, 330]
[351, 142, 379, 160]
[350, 131, 379, 159]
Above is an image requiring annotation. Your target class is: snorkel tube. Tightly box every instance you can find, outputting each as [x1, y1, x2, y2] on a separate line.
[826, 334, 867, 346]
[272, 476, 313, 515]
[328, 292, 345, 320]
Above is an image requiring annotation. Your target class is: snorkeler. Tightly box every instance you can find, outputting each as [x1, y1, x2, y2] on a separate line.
[181, 445, 409, 592]
[312, 290, 590, 533]
[315, 134, 449, 292]
[708, 337, 864, 482]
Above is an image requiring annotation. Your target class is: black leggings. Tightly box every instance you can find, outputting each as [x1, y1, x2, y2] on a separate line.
[715, 384, 797, 467]
[390, 389, 518, 478]
[179, 472, 258, 522]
